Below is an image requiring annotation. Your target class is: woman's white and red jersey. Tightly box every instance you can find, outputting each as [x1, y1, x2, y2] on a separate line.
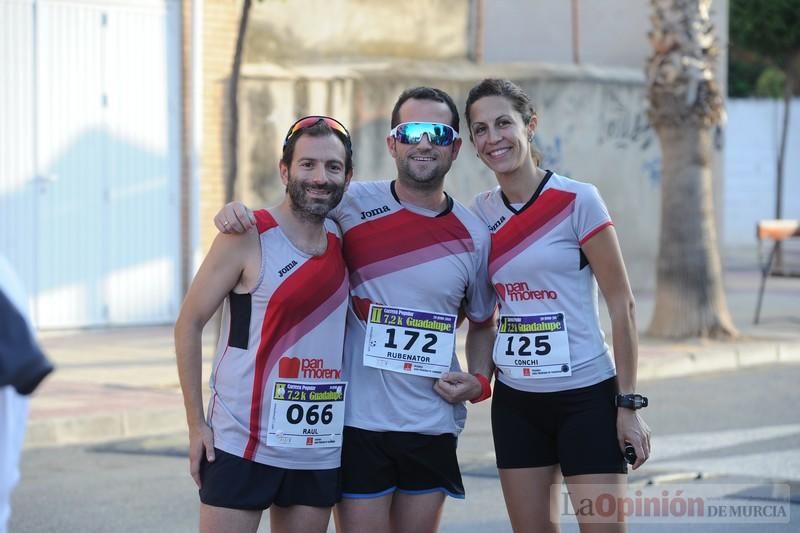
[470, 171, 616, 393]
[330, 180, 496, 436]
[208, 210, 349, 470]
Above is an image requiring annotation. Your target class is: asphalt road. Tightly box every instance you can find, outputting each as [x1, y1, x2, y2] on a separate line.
[10, 363, 800, 532]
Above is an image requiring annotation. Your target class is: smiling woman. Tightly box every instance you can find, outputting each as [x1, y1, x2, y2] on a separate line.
[465, 78, 651, 533]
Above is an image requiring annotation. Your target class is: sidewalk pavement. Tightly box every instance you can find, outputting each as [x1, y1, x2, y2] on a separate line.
[24, 259, 800, 449]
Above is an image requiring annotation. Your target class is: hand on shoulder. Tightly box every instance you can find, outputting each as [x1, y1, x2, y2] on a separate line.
[215, 201, 256, 234]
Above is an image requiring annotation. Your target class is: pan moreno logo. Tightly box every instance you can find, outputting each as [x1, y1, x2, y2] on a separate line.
[278, 356, 341, 379]
[495, 281, 558, 302]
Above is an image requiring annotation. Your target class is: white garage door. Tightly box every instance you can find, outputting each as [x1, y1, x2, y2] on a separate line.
[0, 0, 182, 328]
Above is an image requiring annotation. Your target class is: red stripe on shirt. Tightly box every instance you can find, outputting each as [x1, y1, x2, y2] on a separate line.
[243, 232, 347, 460]
[579, 221, 614, 246]
[254, 209, 278, 234]
[489, 189, 576, 266]
[343, 210, 472, 275]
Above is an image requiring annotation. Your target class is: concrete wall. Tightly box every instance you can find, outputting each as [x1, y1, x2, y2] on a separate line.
[242, 0, 729, 77]
[202, 0, 740, 294]
[480, 0, 728, 91]
[724, 98, 800, 246]
[244, 0, 470, 62]
[237, 61, 663, 290]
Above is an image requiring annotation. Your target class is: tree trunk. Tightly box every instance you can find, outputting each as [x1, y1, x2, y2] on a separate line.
[647, 126, 737, 338]
[646, 0, 738, 339]
[225, 0, 252, 203]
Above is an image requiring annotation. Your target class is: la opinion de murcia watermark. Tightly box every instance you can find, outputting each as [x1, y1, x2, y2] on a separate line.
[551, 483, 791, 524]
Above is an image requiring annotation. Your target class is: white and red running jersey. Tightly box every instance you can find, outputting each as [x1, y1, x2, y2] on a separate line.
[470, 171, 616, 393]
[208, 210, 349, 469]
[330, 180, 496, 436]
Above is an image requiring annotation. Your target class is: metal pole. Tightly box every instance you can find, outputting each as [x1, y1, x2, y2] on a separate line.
[474, 0, 484, 64]
[571, 0, 580, 64]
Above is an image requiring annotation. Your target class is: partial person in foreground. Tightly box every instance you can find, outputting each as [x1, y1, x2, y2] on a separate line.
[214, 87, 497, 533]
[175, 116, 353, 533]
[0, 255, 54, 533]
[465, 78, 651, 532]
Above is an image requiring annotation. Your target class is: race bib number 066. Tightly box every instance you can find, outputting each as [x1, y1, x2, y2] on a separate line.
[363, 304, 456, 378]
[266, 381, 346, 448]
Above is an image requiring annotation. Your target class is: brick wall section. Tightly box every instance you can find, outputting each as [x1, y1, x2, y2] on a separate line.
[201, 0, 240, 253]
[179, 0, 240, 294]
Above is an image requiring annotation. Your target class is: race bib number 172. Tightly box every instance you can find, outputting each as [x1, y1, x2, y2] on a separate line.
[363, 304, 456, 378]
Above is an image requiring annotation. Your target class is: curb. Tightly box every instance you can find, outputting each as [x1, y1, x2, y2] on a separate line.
[25, 408, 186, 449]
[23, 339, 800, 450]
[639, 339, 800, 381]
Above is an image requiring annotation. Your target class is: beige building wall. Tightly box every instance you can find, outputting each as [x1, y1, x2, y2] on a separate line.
[183, 0, 733, 292]
[480, 0, 728, 85]
[237, 62, 661, 290]
[244, 0, 471, 62]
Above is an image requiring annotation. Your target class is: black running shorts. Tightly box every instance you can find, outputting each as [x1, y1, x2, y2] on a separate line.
[340, 426, 465, 499]
[491, 377, 627, 477]
[199, 448, 341, 509]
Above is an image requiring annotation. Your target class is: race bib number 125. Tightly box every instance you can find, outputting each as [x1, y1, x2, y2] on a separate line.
[493, 313, 572, 379]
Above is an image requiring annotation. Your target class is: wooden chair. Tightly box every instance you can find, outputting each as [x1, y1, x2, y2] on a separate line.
[754, 219, 800, 324]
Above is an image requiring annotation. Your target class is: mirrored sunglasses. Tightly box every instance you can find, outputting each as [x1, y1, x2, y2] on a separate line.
[389, 122, 460, 146]
[283, 115, 352, 150]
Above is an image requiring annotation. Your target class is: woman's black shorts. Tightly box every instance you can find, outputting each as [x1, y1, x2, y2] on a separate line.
[491, 377, 627, 477]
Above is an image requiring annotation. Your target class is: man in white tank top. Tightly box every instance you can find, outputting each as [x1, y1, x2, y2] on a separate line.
[175, 117, 353, 533]
[213, 89, 498, 533]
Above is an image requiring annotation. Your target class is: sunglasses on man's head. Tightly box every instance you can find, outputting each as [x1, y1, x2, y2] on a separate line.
[283, 115, 352, 150]
[389, 122, 460, 146]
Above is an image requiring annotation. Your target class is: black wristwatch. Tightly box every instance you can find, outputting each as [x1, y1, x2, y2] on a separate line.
[616, 393, 648, 410]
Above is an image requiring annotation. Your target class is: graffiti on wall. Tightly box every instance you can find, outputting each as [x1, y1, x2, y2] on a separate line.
[537, 135, 566, 175]
[597, 87, 654, 151]
[642, 157, 662, 185]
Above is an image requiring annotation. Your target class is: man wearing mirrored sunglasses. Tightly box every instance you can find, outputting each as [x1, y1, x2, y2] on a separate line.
[214, 88, 497, 533]
[177, 117, 353, 533]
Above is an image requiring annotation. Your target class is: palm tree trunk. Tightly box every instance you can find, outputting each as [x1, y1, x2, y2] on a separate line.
[225, 0, 252, 203]
[647, 125, 737, 338]
[646, 0, 737, 339]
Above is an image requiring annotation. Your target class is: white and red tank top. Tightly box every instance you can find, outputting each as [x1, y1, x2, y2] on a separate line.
[208, 210, 348, 469]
